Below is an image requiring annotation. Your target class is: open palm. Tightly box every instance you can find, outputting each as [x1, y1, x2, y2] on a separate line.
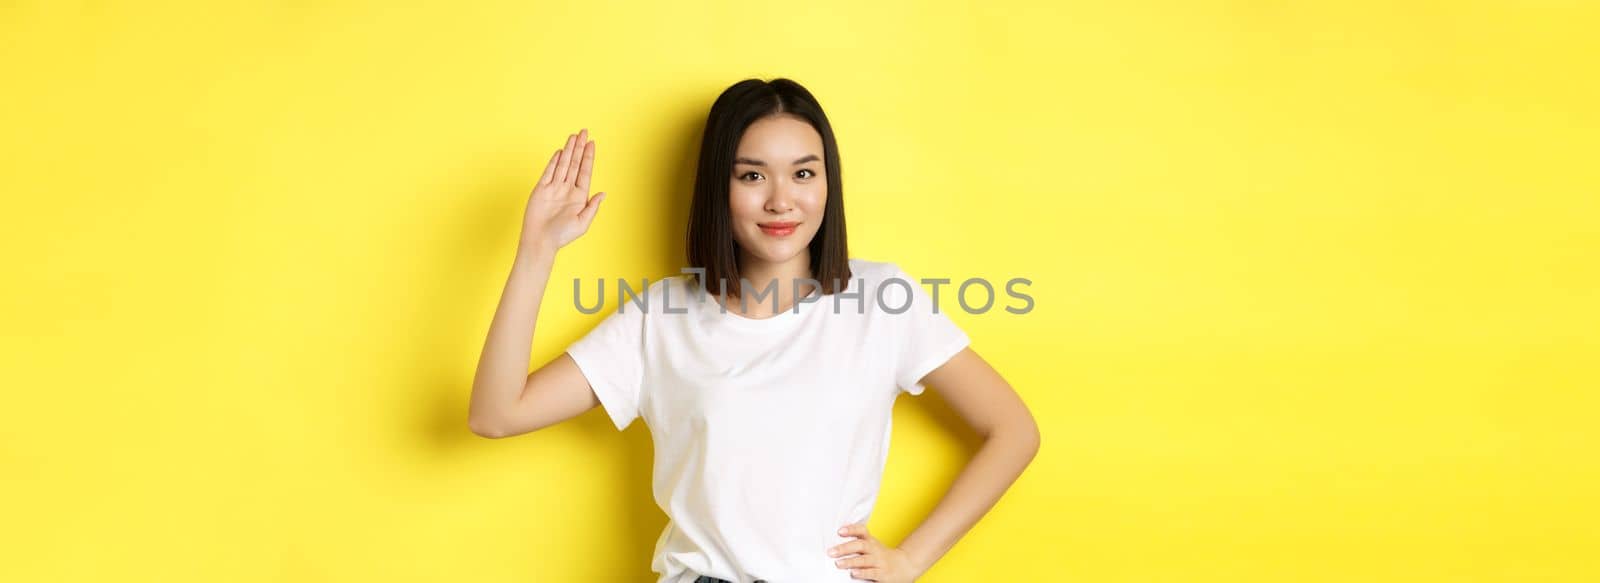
[521, 128, 605, 252]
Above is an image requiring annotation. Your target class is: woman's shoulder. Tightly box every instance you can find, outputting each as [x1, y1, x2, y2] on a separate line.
[844, 256, 903, 284]
[841, 257, 951, 313]
[839, 257, 926, 311]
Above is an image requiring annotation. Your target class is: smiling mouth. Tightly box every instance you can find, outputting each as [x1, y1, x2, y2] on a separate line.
[758, 222, 799, 236]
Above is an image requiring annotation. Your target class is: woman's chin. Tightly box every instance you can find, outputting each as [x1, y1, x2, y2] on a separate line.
[741, 246, 805, 266]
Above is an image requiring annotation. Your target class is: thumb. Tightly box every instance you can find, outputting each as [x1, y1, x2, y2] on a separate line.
[578, 192, 605, 226]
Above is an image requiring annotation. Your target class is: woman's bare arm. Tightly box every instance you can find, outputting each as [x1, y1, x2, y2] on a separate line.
[467, 128, 608, 438]
[896, 347, 1042, 575]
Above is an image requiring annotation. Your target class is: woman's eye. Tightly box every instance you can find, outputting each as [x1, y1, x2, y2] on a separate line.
[739, 171, 762, 181]
[796, 169, 815, 179]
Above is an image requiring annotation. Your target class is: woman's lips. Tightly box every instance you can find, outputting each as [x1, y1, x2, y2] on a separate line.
[759, 221, 798, 237]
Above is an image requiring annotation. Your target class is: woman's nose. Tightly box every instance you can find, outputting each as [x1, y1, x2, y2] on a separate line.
[765, 189, 795, 213]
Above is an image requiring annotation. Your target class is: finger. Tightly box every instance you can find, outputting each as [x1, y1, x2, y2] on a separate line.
[577, 192, 604, 227]
[575, 135, 596, 191]
[836, 555, 875, 569]
[828, 540, 866, 558]
[538, 149, 560, 185]
[838, 523, 870, 539]
[554, 133, 577, 185]
[851, 567, 883, 581]
[562, 128, 585, 184]
[565, 128, 589, 185]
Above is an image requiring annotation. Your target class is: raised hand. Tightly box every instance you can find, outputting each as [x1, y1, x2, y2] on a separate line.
[520, 128, 605, 253]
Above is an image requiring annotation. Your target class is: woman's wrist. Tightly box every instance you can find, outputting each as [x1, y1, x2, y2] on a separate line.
[898, 543, 937, 576]
[515, 239, 557, 263]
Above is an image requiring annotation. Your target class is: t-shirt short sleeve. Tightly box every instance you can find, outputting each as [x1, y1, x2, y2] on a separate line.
[564, 302, 646, 431]
[886, 264, 972, 396]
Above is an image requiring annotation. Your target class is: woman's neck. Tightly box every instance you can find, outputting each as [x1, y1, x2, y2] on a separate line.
[726, 248, 816, 317]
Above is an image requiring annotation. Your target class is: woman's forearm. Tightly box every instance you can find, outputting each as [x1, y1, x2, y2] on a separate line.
[467, 244, 557, 431]
[897, 427, 1041, 575]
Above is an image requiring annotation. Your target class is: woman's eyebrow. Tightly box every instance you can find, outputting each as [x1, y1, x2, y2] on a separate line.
[734, 154, 821, 167]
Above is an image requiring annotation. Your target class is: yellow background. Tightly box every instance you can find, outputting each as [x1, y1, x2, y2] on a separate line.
[3, 1, 1596, 581]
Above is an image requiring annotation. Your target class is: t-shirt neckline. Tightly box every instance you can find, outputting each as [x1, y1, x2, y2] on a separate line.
[691, 277, 825, 329]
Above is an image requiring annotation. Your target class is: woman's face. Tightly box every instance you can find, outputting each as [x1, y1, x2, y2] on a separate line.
[728, 114, 828, 268]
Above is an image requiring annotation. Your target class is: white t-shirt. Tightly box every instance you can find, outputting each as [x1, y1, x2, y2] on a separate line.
[565, 257, 970, 583]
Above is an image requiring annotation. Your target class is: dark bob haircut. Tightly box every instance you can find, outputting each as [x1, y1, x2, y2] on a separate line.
[684, 77, 852, 299]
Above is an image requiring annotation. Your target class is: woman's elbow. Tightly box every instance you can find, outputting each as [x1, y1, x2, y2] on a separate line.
[1017, 421, 1041, 459]
[1002, 413, 1041, 460]
[468, 414, 509, 439]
